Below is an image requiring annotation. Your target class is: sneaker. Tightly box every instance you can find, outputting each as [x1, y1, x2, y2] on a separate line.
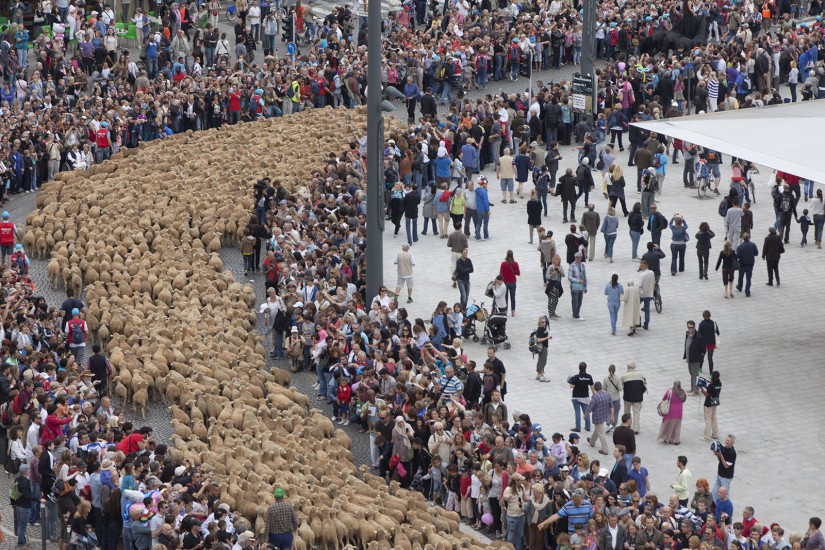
[342, 420, 350, 426]
[331, 415, 338, 421]
[539, 376, 548, 382]
[407, 297, 413, 303]
[574, 316, 586, 321]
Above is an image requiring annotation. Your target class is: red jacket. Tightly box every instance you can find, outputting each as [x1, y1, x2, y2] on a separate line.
[337, 383, 352, 404]
[499, 260, 521, 284]
[41, 414, 71, 444]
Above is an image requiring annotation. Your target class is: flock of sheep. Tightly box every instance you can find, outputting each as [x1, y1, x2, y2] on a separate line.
[24, 108, 507, 550]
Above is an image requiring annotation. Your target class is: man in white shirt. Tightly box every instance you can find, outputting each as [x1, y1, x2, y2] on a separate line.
[25, 415, 41, 460]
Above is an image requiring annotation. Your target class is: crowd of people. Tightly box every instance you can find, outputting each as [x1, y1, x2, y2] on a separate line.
[0, 0, 822, 548]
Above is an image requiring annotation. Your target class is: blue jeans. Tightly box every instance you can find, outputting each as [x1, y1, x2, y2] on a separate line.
[439, 81, 451, 103]
[736, 265, 753, 295]
[457, 279, 470, 310]
[29, 481, 40, 524]
[405, 216, 418, 244]
[476, 69, 487, 89]
[16, 505, 29, 546]
[608, 303, 619, 333]
[572, 399, 590, 431]
[315, 362, 328, 397]
[45, 498, 58, 540]
[422, 217, 437, 235]
[205, 46, 216, 67]
[268, 532, 294, 549]
[504, 282, 516, 312]
[475, 211, 489, 239]
[146, 56, 158, 78]
[571, 290, 583, 318]
[605, 233, 617, 258]
[509, 60, 519, 80]
[506, 514, 526, 550]
[629, 230, 641, 258]
[640, 297, 652, 328]
[670, 243, 686, 273]
[538, 189, 548, 215]
[711, 475, 732, 499]
[494, 54, 503, 80]
[623, 453, 634, 472]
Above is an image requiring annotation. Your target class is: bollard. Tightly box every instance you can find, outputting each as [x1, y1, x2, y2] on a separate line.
[40, 499, 46, 550]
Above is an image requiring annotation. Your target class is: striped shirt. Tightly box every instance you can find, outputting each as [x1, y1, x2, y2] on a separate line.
[438, 375, 464, 397]
[707, 79, 719, 99]
[557, 499, 594, 531]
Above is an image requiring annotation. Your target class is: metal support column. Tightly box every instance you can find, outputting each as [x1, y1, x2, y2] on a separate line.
[365, 0, 385, 301]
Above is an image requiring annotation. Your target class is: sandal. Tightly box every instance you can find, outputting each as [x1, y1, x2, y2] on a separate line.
[509, 199, 517, 203]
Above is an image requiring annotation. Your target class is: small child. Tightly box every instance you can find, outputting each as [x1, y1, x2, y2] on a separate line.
[421, 455, 446, 505]
[477, 482, 491, 532]
[241, 227, 255, 274]
[444, 463, 461, 513]
[446, 304, 464, 340]
[558, 532, 573, 550]
[570, 525, 585, 550]
[470, 463, 483, 528]
[333, 376, 352, 425]
[798, 208, 812, 246]
[459, 466, 473, 522]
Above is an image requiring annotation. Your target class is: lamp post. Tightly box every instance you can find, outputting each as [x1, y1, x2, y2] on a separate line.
[365, 0, 384, 302]
[581, 0, 597, 122]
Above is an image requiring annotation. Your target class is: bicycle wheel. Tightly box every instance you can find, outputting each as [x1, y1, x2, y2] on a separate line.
[697, 177, 707, 198]
[226, 7, 237, 21]
[276, 7, 286, 18]
[654, 290, 662, 313]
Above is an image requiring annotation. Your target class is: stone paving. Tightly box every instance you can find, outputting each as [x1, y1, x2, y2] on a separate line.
[382, 123, 825, 530]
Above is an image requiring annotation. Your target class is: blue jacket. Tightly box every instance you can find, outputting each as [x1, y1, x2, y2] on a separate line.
[603, 282, 624, 307]
[435, 156, 452, 178]
[145, 41, 158, 59]
[669, 218, 689, 242]
[475, 186, 490, 213]
[569, 261, 587, 291]
[735, 240, 758, 267]
[461, 144, 478, 170]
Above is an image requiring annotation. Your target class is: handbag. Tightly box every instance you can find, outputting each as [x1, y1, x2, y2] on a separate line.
[656, 390, 671, 417]
[714, 322, 720, 347]
[4, 456, 21, 474]
[732, 256, 740, 270]
[708, 397, 720, 407]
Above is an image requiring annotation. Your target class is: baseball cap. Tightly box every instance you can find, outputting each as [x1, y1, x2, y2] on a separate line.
[274, 488, 285, 498]
[72, 308, 80, 315]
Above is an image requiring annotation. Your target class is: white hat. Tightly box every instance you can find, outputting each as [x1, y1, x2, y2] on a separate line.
[175, 466, 186, 477]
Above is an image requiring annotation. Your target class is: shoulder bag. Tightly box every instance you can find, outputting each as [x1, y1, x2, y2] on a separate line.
[656, 390, 671, 417]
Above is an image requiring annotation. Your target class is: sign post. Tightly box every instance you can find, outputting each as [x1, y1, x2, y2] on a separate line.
[572, 73, 595, 118]
[287, 41, 297, 68]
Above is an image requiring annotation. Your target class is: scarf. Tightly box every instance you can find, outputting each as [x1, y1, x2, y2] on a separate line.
[530, 494, 550, 523]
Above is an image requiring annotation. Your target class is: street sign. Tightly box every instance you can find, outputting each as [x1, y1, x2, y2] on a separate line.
[572, 73, 594, 113]
[286, 42, 297, 55]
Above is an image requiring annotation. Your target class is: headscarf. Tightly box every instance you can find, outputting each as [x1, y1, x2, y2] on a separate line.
[672, 380, 687, 402]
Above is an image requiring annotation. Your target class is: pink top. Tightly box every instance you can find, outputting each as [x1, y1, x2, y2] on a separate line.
[661, 389, 684, 420]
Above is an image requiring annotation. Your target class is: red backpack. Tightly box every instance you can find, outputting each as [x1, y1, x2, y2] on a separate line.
[11, 392, 23, 416]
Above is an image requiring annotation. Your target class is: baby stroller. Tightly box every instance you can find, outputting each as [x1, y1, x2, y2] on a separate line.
[481, 309, 511, 350]
[462, 301, 487, 342]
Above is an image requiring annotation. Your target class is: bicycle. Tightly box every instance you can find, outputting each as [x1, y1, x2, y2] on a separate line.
[695, 159, 709, 199]
[226, 0, 237, 21]
[653, 281, 662, 313]
[296, 14, 321, 45]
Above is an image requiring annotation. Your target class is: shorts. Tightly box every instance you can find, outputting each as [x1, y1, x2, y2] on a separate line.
[709, 164, 721, 178]
[500, 178, 514, 192]
[0, 244, 12, 256]
[397, 276, 413, 289]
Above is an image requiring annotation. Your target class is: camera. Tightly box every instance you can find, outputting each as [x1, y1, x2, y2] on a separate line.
[710, 441, 723, 453]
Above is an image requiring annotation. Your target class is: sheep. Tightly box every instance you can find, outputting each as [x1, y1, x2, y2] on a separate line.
[28, 109, 484, 548]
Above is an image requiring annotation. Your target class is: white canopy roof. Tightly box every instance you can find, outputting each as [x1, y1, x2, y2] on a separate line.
[631, 101, 824, 183]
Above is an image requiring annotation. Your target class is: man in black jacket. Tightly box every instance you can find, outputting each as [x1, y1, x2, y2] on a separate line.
[419, 87, 437, 120]
[454, 248, 473, 310]
[684, 321, 705, 395]
[646, 204, 669, 246]
[735, 232, 759, 297]
[543, 97, 562, 144]
[556, 168, 579, 223]
[627, 115, 645, 167]
[576, 158, 595, 206]
[403, 184, 421, 245]
[13, 464, 33, 547]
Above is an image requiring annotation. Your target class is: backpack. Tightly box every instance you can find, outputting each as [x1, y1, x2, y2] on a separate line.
[310, 79, 320, 95]
[11, 253, 25, 271]
[528, 331, 539, 356]
[11, 392, 23, 416]
[9, 477, 20, 503]
[780, 195, 791, 213]
[718, 198, 729, 217]
[434, 62, 448, 81]
[740, 74, 751, 92]
[653, 154, 662, 169]
[69, 319, 85, 345]
[706, 150, 718, 162]
[286, 83, 296, 99]
[0, 402, 13, 427]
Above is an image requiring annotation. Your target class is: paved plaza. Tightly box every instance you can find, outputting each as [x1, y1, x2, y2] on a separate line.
[382, 135, 825, 530]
